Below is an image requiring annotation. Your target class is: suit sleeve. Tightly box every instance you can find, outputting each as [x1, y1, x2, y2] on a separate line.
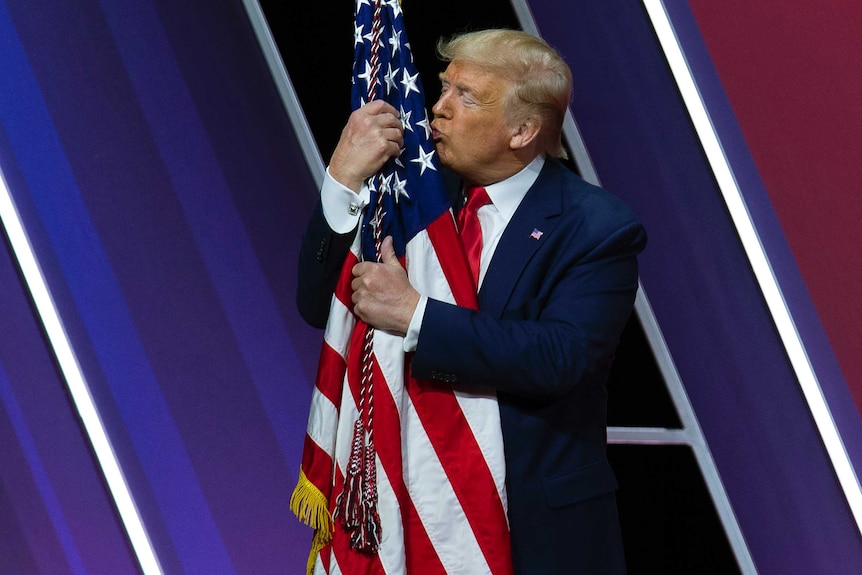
[296, 200, 357, 329]
[411, 217, 646, 400]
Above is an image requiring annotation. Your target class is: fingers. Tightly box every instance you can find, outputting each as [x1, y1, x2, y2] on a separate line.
[380, 236, 399, 265]
[349, 245, 417, 335]
[329, 102, 404, 191]
[363, 99, 400, 118]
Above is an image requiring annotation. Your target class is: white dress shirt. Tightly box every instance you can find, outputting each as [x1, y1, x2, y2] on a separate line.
[320, 156, 546, 351]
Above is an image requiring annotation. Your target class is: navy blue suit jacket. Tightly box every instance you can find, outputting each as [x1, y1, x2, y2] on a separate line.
[297, 158, 646, 574]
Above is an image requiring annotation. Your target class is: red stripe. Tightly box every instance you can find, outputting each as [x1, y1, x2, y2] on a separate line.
[338, 329, 447, 573]
[370, 358, 448, 575]
[406, 374, 513, 575]
[328, 465, 386, 575]
[304, 215, 509, 573]
[319, 541, 331, 575]
[424, 213, 512, 572]
[334, 251, 360, 311]
[425, 214, 478, 310]
[301, 434, 334, 501]
[402, 497, 447, 575]
[344, 319, 370, 411]
[316, 342, 346, 411]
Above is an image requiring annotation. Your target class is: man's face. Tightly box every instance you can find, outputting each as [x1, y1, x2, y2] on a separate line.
[430, 61, 515, 185]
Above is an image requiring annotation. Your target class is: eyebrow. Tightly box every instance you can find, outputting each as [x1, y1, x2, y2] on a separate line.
[438, 73, 475, 96]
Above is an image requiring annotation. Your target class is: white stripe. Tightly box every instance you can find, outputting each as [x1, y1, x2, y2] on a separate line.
[373, 328, 491, 574]
[401, 395, 491, 574]
[324, 347, 407, 574]
[453, 389, 508, 514]
[373, 448, 406, 574]
[643, 0, 862, 536]
[405, 231, 457, 304]
[322, 231, 363, 359]
[317, 218, 505, 573]
[306, 386, 340, 457]
[407, 229, 508, 509]
[374, 322, 492, 574]
[326, 554, 341, 575]
[371, 330, 407, 421]
[323, 296, 355, 361]
[333, 378, 360, 475]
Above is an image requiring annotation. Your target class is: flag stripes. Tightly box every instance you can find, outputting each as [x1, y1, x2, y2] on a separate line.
[291, 0, 512, 572]
[296, 230, 511, 574]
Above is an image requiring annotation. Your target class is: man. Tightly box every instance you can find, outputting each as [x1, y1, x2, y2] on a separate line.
[298, 29, 646, 574]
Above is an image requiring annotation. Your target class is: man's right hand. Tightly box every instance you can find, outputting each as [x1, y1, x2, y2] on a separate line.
[329, 100, 404, 192]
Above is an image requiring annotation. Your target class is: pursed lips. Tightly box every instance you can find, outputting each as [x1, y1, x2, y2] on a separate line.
[430, 122, 442, 142]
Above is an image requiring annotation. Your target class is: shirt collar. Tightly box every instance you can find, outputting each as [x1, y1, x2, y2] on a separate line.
[484, 155, 545, 222]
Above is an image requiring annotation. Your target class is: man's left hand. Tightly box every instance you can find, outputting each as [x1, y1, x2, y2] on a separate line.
[351, 236, 419, 336]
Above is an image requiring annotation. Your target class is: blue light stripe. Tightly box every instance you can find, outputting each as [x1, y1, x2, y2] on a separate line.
[0, 4, 234, 573]
[97, 0, 312, 464]
[0, 361, 85, 575]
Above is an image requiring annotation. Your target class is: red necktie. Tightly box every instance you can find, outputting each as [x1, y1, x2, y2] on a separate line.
[457, 185, 491, 289]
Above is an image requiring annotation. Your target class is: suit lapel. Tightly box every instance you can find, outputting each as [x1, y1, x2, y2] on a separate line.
[479, 160, 564, 317]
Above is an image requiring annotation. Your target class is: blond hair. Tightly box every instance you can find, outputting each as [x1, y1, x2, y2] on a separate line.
[437, 29, 572, 158]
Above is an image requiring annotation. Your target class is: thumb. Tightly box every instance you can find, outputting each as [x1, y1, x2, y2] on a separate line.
[381, 236, 399, 266]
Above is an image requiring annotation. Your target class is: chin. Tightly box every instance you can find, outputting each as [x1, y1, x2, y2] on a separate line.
[435, 150, 453, 170]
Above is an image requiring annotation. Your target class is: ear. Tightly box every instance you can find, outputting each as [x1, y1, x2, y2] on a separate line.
[509, 117, 541, 151]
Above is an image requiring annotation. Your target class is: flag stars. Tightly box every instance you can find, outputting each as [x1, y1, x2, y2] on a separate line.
[392, 172, 409, 202]
[378, 173, 393, 196]
[369, 209, 386, 232]
[389, 30, 402, 56]
[357, 60, 373, 88]
[411, 146, 437, 175]
[416, 113, 432, 140]
[386, 0, 402, 19]
[384, 63, 398, 95]
[354, 23, 365, 47]
[401, 69, 420, 96]
[399, 105, 414, 132]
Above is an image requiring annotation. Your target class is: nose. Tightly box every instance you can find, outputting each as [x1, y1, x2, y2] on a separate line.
[431, 92, 449, 118]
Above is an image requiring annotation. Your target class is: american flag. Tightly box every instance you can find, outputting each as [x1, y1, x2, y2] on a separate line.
[290, 1, 513, 574]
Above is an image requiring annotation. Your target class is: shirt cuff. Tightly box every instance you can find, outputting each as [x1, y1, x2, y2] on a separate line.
[321, 167, 370, 234]
[402, 295, 427, 353]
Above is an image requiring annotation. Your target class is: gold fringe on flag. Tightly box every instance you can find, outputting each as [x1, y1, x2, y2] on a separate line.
[290, 469, 333, 575]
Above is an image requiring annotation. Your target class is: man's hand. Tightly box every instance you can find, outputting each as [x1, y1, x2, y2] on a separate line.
[330, 100, 404, 192]
[351, 236, 419, 336]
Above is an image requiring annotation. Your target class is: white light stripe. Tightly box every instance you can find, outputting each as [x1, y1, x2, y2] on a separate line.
[643, 0, 862, 535]
[0, 169, 163, 574]
[632, 287, 757, 573]
[240, 0, 325, 189]
[607, 427, 693, 445]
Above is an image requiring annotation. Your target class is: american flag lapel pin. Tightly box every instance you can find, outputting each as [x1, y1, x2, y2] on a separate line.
[530, 228, 544, 240]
